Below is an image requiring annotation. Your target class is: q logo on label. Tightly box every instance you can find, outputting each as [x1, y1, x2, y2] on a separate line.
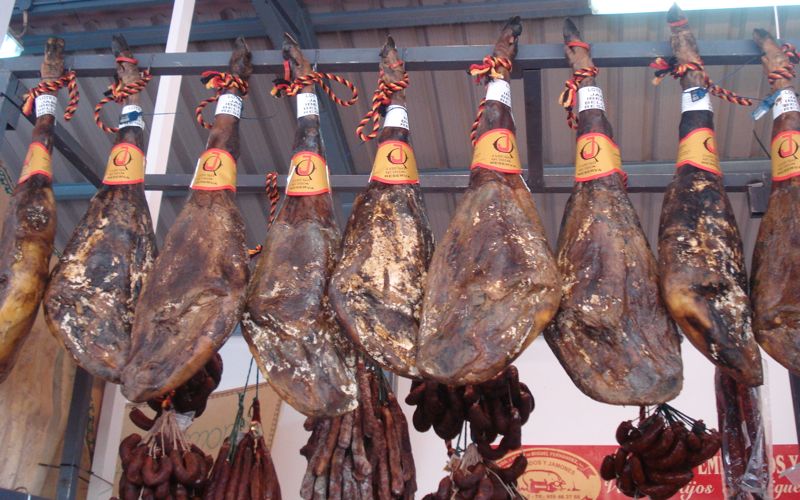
[703, 136, 718, 155]
[387, 146, 408, 167]
[778, 136, 800, 160]
[202, 152, 223, 175]
[579, 136, 601, 163]
[294, 154, 317, 179]
[493, 131, 515, 155]
[112, 146, 133, 169]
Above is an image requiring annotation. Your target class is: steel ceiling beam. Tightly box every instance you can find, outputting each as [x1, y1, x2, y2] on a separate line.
[3, 39, 787, 78]
[133, 158, 768, 194]
[15, 1, 591, 52]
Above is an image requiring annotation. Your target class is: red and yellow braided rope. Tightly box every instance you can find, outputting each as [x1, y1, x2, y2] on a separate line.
[195, 71, 249, 130]
[558, 66, 600, 130]
[468, 56, 513, 145]
[355, 62, 409, 142]
[94, 57, 153, 134]
[649, 57, 752, 107]
[21, 71, 79, 121]
[271, 60, 358, 108]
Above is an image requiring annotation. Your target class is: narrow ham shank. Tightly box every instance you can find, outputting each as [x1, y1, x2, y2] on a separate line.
[0, 39, 59, 382]
[750, 28, 800, 375]
[417, 18, 561, 385]
[657, 6, 762, 386]
[544, 20, 682, 405]
[44, 36, 157, 383]
[329, 37, 434, 378]
[242, 34, 357, 417]
[121, 39, 251, 402]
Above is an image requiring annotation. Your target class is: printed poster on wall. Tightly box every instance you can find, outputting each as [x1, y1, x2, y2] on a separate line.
[497, 445, 800, 499]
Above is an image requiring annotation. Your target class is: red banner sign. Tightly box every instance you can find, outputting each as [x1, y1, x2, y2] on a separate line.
[496, 445, 800, 499]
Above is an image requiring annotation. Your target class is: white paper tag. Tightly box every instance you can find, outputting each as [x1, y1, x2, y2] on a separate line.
[296, 92, 319, 118]
[682, 87, 713, 113]
[119, 104, 145, 129]
[175, 411, 195, 432]
[215, 93, 243, 118]
[773, 88, 800, 119]
[577, 86, 605, 112]
[485, 79, 512, 108]
[35, 94, 57, 118]
[383, 105, 409, 130]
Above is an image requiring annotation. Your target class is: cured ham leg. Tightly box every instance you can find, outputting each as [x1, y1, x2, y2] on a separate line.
[242, 34, 357, 417]
[750, 28, 800, 375]
[122, 39, 251, 402]
[545, 20, 682, 405]
[657, 6, 762, 386]
[417, 18, 561, 385]
[329, 37, 434, 378]
[44, 36, 156, 383]
[0, 39, 60, 382]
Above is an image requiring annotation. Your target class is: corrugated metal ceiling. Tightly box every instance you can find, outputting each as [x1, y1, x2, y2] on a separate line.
[2, 0, 796, 267]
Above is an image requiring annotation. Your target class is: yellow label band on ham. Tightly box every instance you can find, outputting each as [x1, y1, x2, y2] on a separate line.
[103, 143, 146, 185]
[574, 133, 624, 182]
[369, 141, 420, 185]
[675, 128, 722, 175]
[286, 151, 330, 196]
[191, 148, 237, 191]
[771, 130, 800, 181]
[19, 142, 52, 184]
[470, 128, 522, 174]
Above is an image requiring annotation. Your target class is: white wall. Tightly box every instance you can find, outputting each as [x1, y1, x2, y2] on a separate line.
[217, 333, 796, 497]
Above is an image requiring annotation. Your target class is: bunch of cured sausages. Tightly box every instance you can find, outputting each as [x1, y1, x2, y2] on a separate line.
[299, 361, 415, 500]
[601, 409, 721, 499]
[116, 419, 214, 499]
[424, 445, 527, 500]
[202, 400, 282, 500]
[406, 366, 532, 459]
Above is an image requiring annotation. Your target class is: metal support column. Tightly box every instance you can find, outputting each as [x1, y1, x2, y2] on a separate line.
[523, 69, 544, 192]
[56, 367, 93, 500]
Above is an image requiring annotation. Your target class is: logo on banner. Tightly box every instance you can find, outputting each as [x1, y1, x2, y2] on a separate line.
[498, 448, 601, 499]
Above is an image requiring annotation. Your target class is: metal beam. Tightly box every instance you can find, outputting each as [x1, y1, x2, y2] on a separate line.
[523, 69, 544, 191]
[129, 158, 768, 194]
[3, 39, 789, 78]
[312, 1, 591, 33]
[16, 0, 591, 53]
[252, 0, 355, 175]
[14, 0, 165, 15]
[55, 367, 92, 500]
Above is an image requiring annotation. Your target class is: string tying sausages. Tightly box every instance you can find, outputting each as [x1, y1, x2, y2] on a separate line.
[649, 57, 753, 106]
[467, 56, 513, 146]
[194, 70, 249, 130]
[93, 56, 153, 133]
[271, 60, 359, 107]
[21, 70, 79, 121]
[355, 61, 408, 142]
